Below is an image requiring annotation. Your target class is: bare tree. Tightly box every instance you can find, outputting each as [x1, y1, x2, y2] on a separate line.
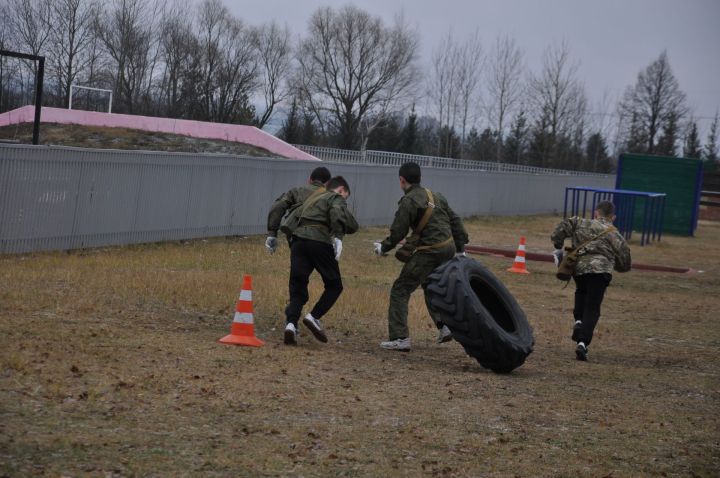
[485, 34, 524, 161]
[7, 0, 52, 104]
[428, 31, 460, 157]
[0, 2, 14, 110]
[428, 31, 484, 158]
[196, 0, 257, 124]
[297, 5, 418, 149]
[253, 21, 292, 128]
[213, 17, 257, 123]
[48, 0, 98, 107]
[157, 3, 199, 117]
[527, 41, 587, 167]
[704, 112, 718, 162]
[95, 0, 159, 113]
[455, 31, 483, 159]
[529, 41, 586, 138]
[7, 0, 52, 62]
[618, 50, 688, 154]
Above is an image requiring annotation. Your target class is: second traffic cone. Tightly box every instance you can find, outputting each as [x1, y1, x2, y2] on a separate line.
[219, 275, 264, 347]
[507, 236, 530, 274]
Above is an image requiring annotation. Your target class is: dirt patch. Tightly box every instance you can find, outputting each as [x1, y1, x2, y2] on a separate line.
[1, 216, 719, 476]
[0, 122, 280, 157]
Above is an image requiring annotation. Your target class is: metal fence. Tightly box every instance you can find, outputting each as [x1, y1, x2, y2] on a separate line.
[0, 144, 615, 254]
[296, 145, 612, 178]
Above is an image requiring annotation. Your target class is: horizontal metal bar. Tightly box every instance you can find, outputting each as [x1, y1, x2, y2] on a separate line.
[0, 49, 44, 61]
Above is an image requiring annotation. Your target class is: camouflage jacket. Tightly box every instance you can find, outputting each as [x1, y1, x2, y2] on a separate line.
[551, 216, 632, 275]
[267, 180, 325, 237]
[292, 191, 359, 244]
[380, 184, 468, 254]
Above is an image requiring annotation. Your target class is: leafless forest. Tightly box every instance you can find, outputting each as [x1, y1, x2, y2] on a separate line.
[0, 0, 717, 171]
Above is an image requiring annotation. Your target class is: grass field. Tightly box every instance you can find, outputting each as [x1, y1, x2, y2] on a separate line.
[0, 123, 277, 157]
[1, 215, 718, 477]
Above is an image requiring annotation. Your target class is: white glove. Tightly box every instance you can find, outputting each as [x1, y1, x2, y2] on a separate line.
[265, 236, 277, 254]
[455, 251, 466, 257]
[553, 249, 564, 267]
[373, 242, 386, 256]
[333, 237, 343, 261]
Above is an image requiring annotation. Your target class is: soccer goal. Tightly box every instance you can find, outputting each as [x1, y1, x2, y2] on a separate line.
[69, 85, 113, 113]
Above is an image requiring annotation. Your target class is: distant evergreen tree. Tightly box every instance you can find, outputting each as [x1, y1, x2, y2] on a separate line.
[618, 51, 687, 154]
[280, 98, 301, 144]
[438, 126, 461, 159]
[366, 115, 403, 152]
[704, 113, 718, 170]
[399, 108, 419, 154]
[503, 111, 529, 164]
[232, 96, 257, 126]
[528, 116, 552, 168]
[477, 128, 498, 162]
[586, 132, 612, 173]
[464, 127, 481, 160]
[552, 134, 575, 170]
[300, 112, 318, 146]
[413, 115, 441, 156]
[656, 110, 680, 156]
[683, 121, 701, 159]
[624, 112, 647, 154]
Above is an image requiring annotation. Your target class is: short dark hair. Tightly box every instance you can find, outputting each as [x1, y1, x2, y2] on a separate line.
[327, 176, 350, 195]
[399, 162, 421, 184]
[595, 200, 615, 217]
[310, 166, 331, 183]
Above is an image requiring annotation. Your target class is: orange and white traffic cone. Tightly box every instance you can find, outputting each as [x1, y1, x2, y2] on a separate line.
[219, 275, 264, 347]
[507, 236, 530, 274]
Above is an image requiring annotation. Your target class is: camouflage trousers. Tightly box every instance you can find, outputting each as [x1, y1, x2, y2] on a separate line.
[387, 245, 455, 340]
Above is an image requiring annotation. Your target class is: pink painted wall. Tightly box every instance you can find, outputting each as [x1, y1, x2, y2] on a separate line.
[0, 106, 319, 161]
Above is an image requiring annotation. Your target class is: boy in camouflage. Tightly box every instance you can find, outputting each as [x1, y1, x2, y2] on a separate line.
[374, 162, 468, 351]
[265, 166, 331, 253]
[277, 176, 358, 346]
[551, 200, 631, 361]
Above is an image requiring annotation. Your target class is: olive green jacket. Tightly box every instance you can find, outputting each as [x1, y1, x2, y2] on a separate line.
[380, 184, 468, 254]
[551, 216, 632, 275]
[293, 191, 359, 244]
[267, 180, 325, 237]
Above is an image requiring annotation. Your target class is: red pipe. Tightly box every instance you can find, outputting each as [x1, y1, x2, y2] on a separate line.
[463, 245, 693, 274]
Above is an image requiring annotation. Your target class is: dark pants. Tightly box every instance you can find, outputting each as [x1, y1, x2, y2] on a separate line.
[572, 273, 612, 346]
[286, 237, 343, 326]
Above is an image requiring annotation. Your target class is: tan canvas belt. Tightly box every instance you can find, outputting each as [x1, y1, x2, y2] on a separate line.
[415, 236, 453, 252]
[298, 219, 329, 231]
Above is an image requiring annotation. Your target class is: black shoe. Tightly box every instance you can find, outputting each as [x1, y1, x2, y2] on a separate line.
[302, 314, 328, 343]
[575, 342, 588, 361]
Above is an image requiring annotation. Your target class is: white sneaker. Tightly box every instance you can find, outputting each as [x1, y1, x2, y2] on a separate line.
[284, 323, 298, 346]
[302, 313, 328, 343]
[437, 325, 453, 344]
[575, 342, 588, 361]
[380, 337, 411, 351]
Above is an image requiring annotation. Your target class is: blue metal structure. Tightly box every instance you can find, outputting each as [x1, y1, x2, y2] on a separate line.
[563, 186, 666, 246]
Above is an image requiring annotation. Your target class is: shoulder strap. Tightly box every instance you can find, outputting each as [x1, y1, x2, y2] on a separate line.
[299, 186, 327, 217]
[414, 189, 435, 235]
[573, 225, 617, 252]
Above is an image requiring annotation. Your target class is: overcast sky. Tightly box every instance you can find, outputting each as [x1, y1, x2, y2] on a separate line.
[227, 0, 720, 133]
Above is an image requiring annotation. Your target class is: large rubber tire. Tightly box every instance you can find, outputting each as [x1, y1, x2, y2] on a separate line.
[425, 256, 534, 373]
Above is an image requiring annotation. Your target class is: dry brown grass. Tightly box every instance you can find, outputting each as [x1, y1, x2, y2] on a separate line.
[0, 123, 277, 157]
[1, 216, 719, 477]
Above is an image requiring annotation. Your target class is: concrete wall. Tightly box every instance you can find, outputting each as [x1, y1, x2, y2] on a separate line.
[0, 144, 614, 254]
